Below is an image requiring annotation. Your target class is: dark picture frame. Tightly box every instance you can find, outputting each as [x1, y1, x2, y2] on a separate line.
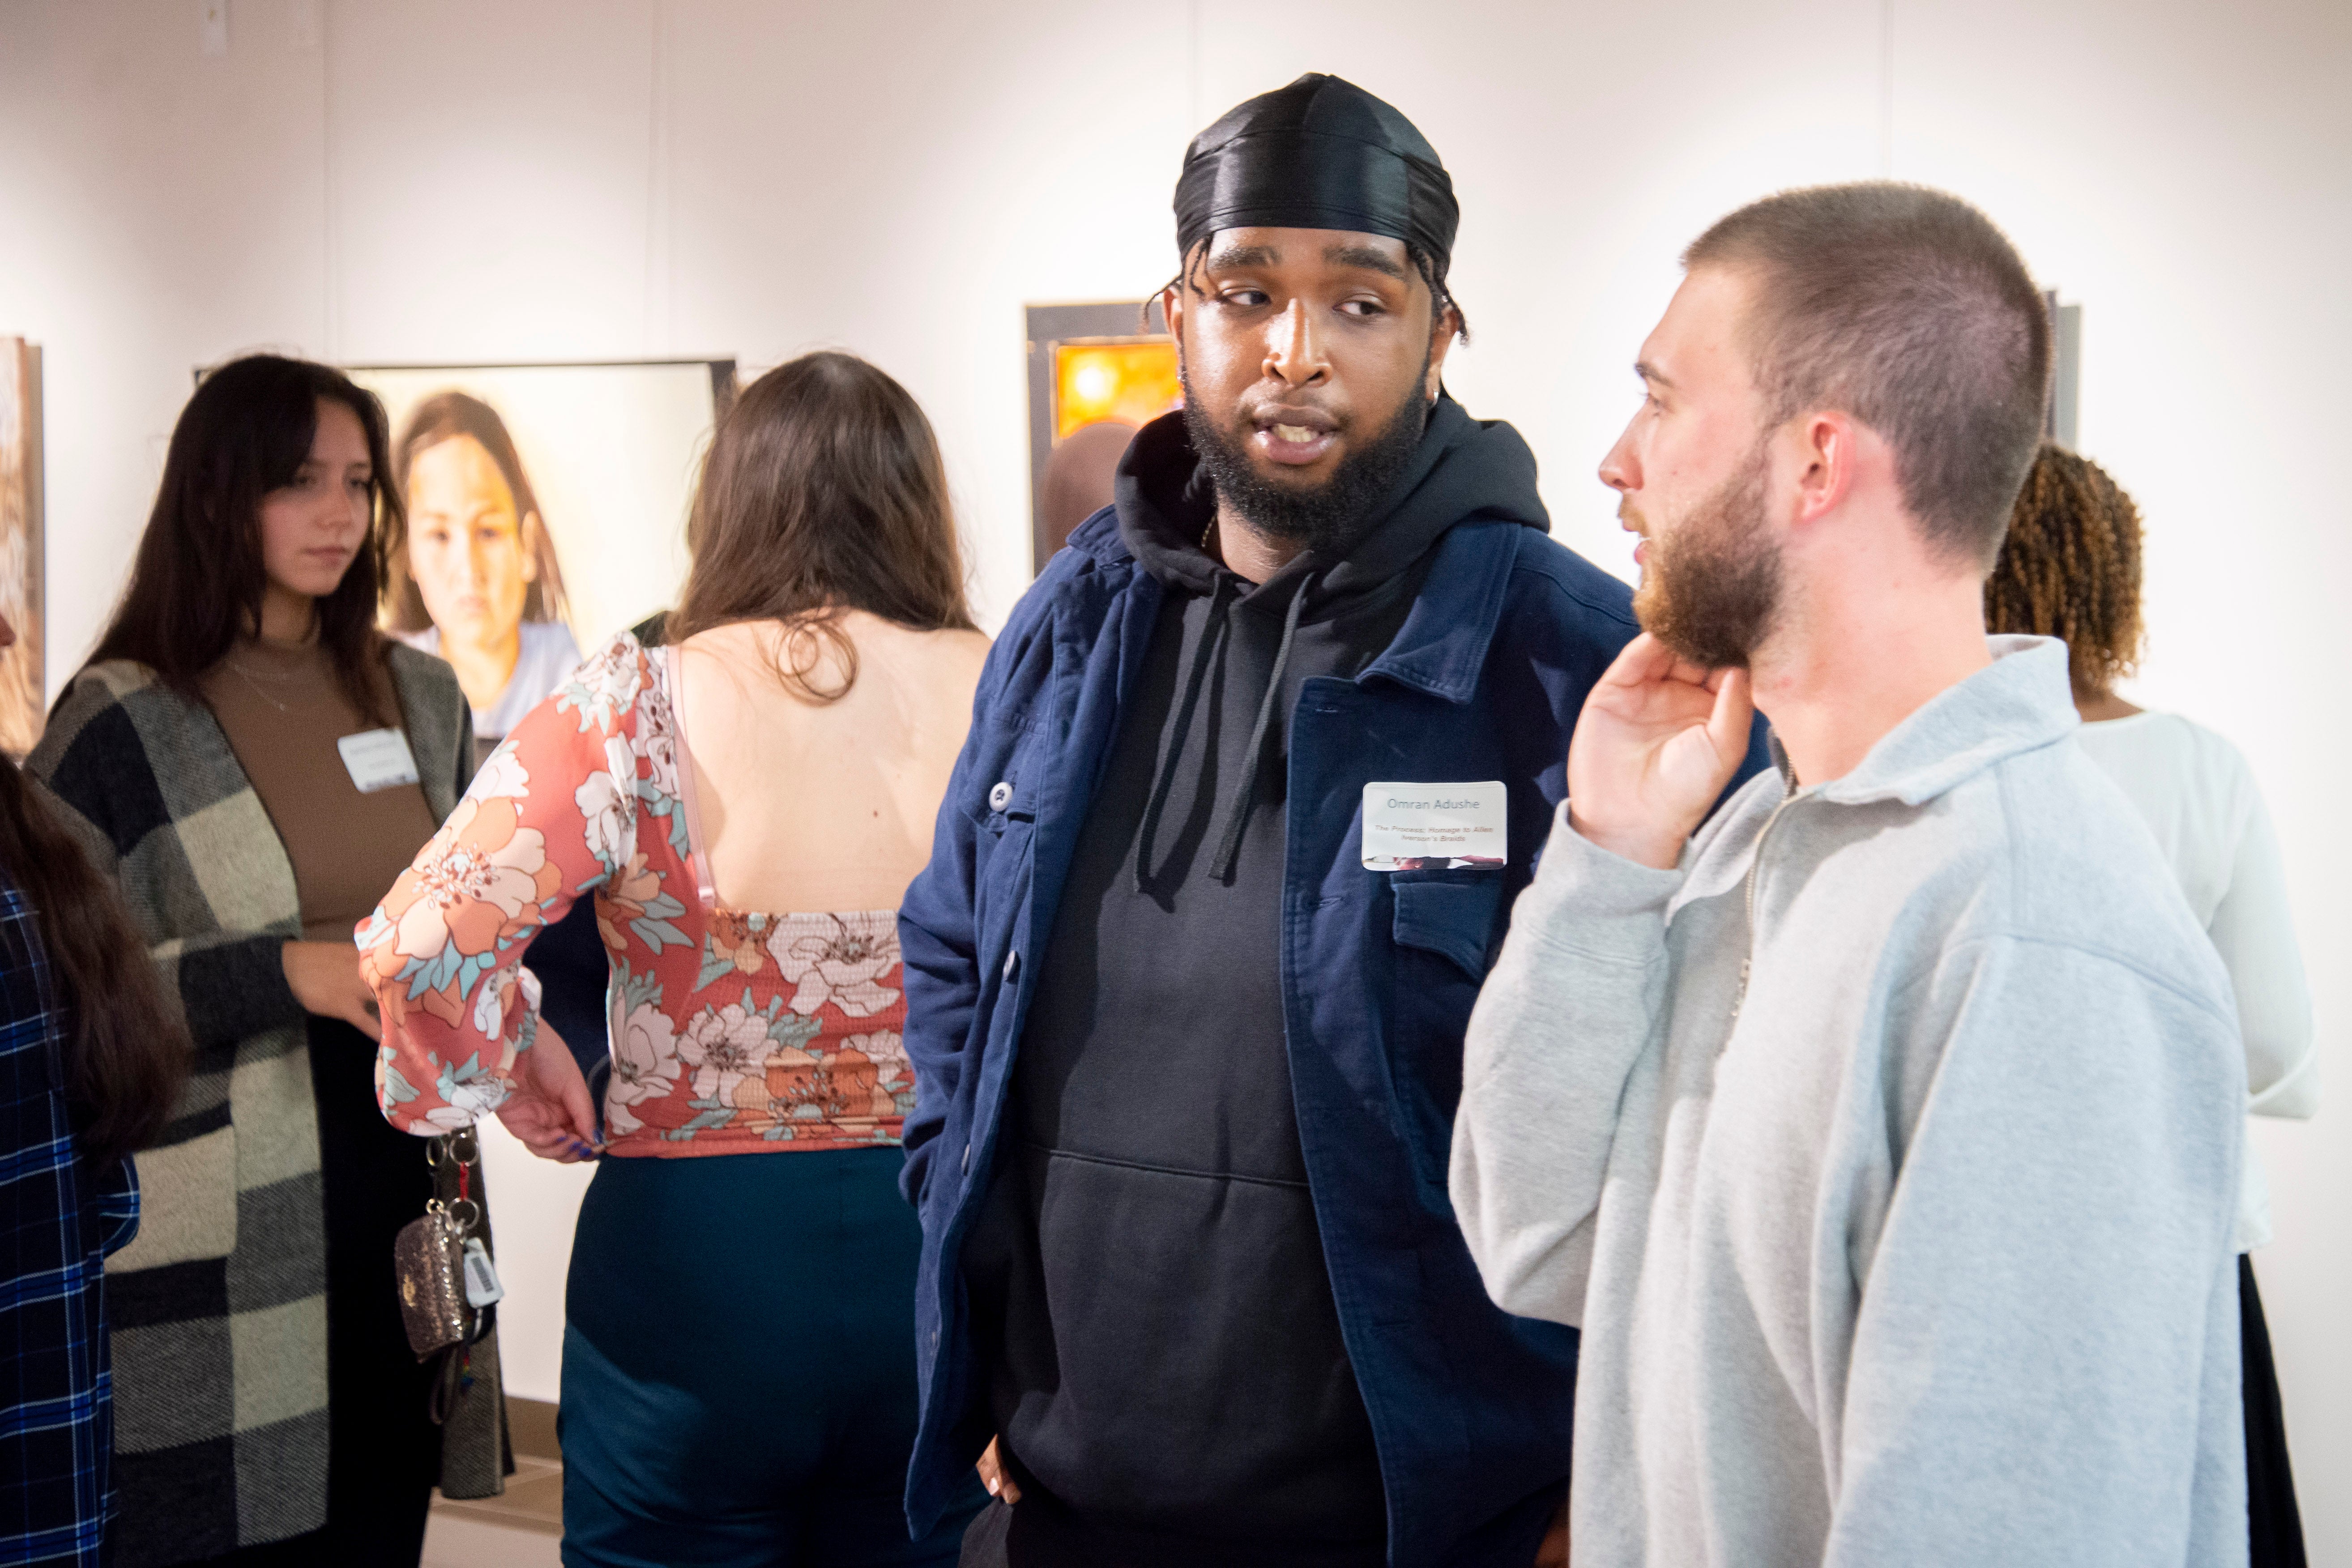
[2043, 291, 2082, 449]
[1024, 302, 1172, 573]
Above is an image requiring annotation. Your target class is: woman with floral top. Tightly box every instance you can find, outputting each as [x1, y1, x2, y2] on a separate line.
[360, 353, 991, 1566]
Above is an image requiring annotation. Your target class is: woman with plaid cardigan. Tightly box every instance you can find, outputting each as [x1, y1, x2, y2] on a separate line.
[28, 357, 501, 1566]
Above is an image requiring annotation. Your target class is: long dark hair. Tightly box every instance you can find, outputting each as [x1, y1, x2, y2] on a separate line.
[667, 352, 974, 701]
[84, 355, 399, 722]
[381, 391, 571, 633]
[0, 757, 187, 1165]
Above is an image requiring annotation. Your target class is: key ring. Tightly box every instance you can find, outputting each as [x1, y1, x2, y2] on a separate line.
[426, 1126, 479, 1167]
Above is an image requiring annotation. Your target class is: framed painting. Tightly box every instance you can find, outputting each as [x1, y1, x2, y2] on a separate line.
[1025, 302, 1178, 573]
[0, 340, 43, 757]
[344, 359, 734, 743]
[2042, 291, 2081, 449]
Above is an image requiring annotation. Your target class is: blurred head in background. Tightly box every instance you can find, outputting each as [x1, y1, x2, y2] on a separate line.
[1984, 442, 2144, 701]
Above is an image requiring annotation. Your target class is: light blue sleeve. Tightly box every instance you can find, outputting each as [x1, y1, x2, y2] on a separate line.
[1451, 802, 1679, 1325]
[1826, 936, 2247, 1568]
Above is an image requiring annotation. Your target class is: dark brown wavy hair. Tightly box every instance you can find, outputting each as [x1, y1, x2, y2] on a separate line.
[84, 355, 400, 723]
[0, 756, 188, 1165]
[381, 390, 571, 633]
[667, 352, 974, 701]
[1984, 442, 2144, 698]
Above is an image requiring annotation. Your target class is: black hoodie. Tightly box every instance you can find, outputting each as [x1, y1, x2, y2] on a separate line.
[962, 398, 1550, 1564]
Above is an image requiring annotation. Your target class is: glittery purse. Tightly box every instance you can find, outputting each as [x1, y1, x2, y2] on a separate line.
[395, 1205, 475, 1358]
[394, 1134, 480, 1359]
[389, 1127, 511, 1499]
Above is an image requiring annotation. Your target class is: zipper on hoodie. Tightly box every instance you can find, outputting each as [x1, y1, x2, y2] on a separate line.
[1729, 770, 1802, 1029]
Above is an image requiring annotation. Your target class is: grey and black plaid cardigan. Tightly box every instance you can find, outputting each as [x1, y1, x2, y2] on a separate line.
[26, 646, 475, 1564]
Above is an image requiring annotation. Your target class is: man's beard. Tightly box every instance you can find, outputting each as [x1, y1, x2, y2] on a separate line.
[1632, 443, 1784, 669]
[1181, 368, 1430, 558]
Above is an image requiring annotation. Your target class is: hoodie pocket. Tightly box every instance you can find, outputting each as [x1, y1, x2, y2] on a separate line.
[1387, 870, 1505, 1202]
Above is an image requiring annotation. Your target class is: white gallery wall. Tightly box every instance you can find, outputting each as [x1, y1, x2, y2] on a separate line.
[4, 0, 2347, 1546]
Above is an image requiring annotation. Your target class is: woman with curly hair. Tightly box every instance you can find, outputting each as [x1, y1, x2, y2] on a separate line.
[1988, 442, 2315, 1568]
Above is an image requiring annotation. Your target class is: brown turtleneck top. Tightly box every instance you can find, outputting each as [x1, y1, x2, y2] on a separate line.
[201, 638, 441, 943]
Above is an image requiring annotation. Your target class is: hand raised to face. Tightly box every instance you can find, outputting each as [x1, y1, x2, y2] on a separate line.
[1566, 633, 1754, 871]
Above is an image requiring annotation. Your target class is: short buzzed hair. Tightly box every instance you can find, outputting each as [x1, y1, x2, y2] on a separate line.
[1686, 183, 2050, 569]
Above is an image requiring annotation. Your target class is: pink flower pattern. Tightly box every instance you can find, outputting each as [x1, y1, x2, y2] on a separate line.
[772, 912, 901, 1018]
[360, 634, 910, 1155]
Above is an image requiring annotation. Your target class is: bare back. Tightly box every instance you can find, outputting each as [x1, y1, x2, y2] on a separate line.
[673, 612, 988, 914]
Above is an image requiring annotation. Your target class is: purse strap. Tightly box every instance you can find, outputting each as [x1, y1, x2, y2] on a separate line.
[426, 1128, 496, 1346]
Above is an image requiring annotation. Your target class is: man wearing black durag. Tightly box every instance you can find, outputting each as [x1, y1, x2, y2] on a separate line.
[899, 75, 1759, 1568]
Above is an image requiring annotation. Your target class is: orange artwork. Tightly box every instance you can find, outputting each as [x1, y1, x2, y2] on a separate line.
[1054, 340, 1181, 440]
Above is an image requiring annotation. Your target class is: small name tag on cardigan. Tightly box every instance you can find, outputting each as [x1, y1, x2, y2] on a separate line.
[1362, 781, 1507, 870]
[337, 728, 421, 794]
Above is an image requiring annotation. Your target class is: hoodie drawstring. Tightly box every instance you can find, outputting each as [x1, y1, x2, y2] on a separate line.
[1208, 574, 1310, 882]
[1133, 574, 1234, 893]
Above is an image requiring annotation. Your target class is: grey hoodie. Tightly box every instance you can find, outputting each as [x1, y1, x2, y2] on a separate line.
[1451, 637, 2248, 1568]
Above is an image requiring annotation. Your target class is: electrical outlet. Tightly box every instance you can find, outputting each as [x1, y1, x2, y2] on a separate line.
[199, 0, 229, 56]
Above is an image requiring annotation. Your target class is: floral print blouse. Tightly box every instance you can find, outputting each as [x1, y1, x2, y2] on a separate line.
[358, 634, 913, 1156]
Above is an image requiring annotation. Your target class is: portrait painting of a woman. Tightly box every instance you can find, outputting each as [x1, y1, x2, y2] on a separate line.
[386, 391, 583, 748]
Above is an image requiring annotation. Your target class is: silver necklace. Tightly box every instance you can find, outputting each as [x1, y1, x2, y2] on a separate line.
[225, 659, 295, 714]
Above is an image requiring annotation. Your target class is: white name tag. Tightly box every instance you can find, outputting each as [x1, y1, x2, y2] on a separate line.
[1361, 781, 1507, 870]
[337, 728, 421, 795]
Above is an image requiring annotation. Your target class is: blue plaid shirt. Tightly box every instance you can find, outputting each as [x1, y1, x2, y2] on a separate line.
[0, 876, 140, 1566]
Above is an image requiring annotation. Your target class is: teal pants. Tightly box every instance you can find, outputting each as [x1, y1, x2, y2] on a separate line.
[560, 1148, 983, 1568]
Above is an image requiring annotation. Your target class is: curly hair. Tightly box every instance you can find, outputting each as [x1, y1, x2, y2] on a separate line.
[1984, 442, 2144, 698]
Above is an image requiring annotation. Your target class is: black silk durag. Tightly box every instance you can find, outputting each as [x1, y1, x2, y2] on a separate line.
[1174, 73, 1459, 268]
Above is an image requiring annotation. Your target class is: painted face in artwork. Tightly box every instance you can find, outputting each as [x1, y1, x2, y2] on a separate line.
[404, 433, 538, 660]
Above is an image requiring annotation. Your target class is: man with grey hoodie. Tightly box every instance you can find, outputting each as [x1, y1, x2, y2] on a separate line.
[1450, 183, 2249, 1567]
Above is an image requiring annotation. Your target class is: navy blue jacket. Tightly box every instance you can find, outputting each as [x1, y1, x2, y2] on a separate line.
[900, 505, 1702, 1564]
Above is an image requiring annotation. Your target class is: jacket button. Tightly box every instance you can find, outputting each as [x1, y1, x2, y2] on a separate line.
[988, 781, 1013, 812]
[1002, 948, 1019, 982]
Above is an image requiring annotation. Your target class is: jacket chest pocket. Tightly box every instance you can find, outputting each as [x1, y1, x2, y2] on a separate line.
[967, 702, 1046, 837]
[1385, 870, 1506, 1200]
[969, 715, 1045, 949]
[1391, 876, 1503, 978]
